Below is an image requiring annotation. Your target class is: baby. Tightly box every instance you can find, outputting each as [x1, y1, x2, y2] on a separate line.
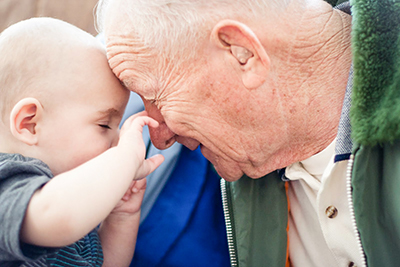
[0, 17, 164, 266]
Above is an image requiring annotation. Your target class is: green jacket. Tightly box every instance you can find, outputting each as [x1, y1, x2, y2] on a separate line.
[221, 0, 400, 266]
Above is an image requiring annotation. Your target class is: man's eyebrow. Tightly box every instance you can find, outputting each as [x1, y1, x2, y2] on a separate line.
[122, 80, 130, 89]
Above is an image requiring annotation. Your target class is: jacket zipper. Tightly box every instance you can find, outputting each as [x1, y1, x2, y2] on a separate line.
[346, 154, 367, 267]
[220, 160, 363, 267]
[220, 178, 238, 267]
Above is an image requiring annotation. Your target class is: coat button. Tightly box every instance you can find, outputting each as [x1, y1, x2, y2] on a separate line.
[325, 205, 338, 218]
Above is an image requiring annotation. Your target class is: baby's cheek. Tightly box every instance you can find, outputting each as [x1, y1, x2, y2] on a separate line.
[74, 146, 107, 168]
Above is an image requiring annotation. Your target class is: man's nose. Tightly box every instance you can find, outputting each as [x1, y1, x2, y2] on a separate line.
[143, 100, 176, 150]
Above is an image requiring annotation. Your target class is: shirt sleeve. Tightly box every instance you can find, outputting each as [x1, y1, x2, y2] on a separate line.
[0, 155, 57, 262]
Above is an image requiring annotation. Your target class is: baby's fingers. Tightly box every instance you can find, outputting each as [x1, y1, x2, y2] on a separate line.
[135, 154, 164, 180]
[121, 113, 159, 134]
[132, 178, 147, 193]
[122, 184, 134, 200]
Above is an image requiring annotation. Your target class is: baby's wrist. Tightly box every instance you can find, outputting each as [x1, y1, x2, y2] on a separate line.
[104, 211, 140, 226]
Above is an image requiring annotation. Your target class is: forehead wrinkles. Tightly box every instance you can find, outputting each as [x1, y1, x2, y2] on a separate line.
[106, 34, 160, 98]
[106, 34, 195, 104]
[106, 34, 151, 79]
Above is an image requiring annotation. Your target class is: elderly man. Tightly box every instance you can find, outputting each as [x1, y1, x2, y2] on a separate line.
[97, 0, 400, 266]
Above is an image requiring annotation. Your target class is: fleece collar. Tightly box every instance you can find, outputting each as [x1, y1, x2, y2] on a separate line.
[350, 0, 400, 146]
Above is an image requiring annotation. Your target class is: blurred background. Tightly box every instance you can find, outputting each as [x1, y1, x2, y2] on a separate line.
[0, 0, 99, 35]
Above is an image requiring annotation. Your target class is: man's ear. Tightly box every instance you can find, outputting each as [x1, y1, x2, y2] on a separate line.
[210, 19, 270, 89]
[9, 97, 43, 145]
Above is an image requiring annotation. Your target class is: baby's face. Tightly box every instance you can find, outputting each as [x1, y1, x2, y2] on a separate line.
[36, 45, 129, 175]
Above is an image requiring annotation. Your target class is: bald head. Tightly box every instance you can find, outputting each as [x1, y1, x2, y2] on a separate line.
[96, 0, 292, 64]
[0, 17, 105, 121]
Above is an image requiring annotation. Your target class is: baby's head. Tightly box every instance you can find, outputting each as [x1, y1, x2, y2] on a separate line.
[0, 17, 129, 175]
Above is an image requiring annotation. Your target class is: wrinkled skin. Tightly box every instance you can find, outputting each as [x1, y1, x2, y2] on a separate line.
[104, 1, 352, 181]
[106, 35, 287, 181]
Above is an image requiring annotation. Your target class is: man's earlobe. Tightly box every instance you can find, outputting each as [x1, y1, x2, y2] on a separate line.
[9, 98, 43, 145]
[210, 19, 270, 89]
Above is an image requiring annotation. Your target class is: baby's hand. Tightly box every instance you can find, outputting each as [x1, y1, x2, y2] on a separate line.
[118, 111, 164, 180]
[111, 178, 147, 215]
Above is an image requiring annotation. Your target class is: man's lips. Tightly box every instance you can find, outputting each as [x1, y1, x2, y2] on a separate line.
[175, 138, 226, 177]
[199, 144, 216, 164]
[175, 136, 200, 151]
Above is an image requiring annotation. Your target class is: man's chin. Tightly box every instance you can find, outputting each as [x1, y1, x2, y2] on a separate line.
[214, 165, 244, 182]
[199, 145, 243, 181]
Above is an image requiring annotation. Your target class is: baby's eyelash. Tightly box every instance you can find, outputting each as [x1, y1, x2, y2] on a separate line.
[99, 124, 111, 129]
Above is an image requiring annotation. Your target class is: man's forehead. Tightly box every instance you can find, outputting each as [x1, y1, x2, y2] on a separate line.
[105, 37, 159, 88]
[105, 33, 148, 61]
[121, 74, 160, 100]
[105, 34, 192, 101]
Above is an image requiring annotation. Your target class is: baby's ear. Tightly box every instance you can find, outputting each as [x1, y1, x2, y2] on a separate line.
[9, 98, 43, 145]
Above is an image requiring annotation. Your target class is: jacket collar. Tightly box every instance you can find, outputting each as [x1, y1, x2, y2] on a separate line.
[335, 65, 354, 162]
[350, 0, 400, 146]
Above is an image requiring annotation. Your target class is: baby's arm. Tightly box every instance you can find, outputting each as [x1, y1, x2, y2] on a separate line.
[20, 112, 164, 248]
[99, 178, 146, 267]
